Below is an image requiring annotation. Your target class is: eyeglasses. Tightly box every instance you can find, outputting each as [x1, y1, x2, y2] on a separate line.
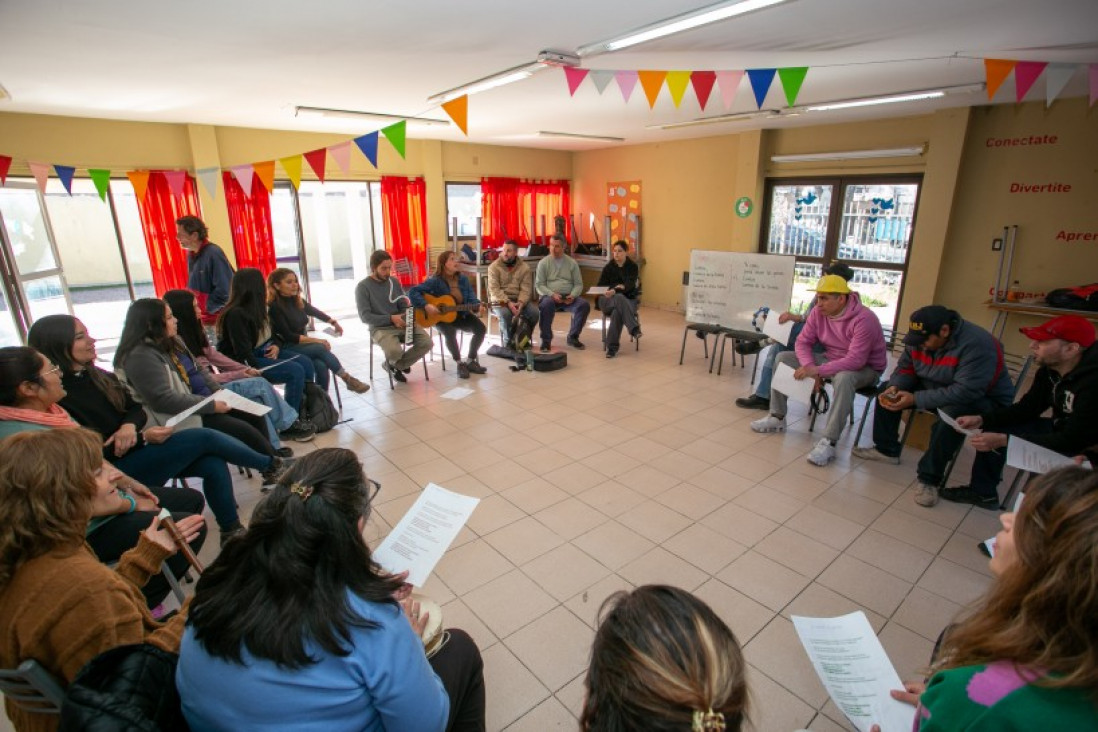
[39, 364, 61, 379]
[365, 478, 381, 503]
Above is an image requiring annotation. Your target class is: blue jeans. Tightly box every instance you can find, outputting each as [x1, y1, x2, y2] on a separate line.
[755, 321, 807, 398]
[222, 377, 298, 447]
[494, 302, 540, 346]
[253, 348, 315, 411]
[538, 295, 590, 343]
[112, 428, 272, 530]
[282, 342, 342, 391]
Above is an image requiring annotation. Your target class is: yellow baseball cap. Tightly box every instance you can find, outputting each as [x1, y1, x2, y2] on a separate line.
[814, 274, 852, 294]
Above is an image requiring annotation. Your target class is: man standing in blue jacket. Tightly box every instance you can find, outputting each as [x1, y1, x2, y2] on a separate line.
[854, 305, 1014, 508]
[178, 216, 235, 326]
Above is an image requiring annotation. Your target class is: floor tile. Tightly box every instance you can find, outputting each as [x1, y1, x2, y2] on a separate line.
[532, 498, 610, 540]
[781, 582, 887, 632]
[617, 546, 710, 592]
[504, 606, 594, 691]
[870, 507, 953, 554]
[744, 617, 830, 707]
[432, 539, 514, 595]
[572, 520, 655, 571]
[701, 502, 780, 547]
[463, 569, 558, 639]
[845, 529, 935, 584]
[562, 574, 635, 629]
[785, 505, 866, 551]
[817, 555, 913, 617]
[500, 477, 569, 515]
[694, 578, 775, 645]
[734, 483, 806, 523]
[481, 643, 550, 731]
[522, 543, 612, 602]
[754, 526, 840, 578]
[575, 479, 646, 517]
[915, 557, 993, 607]
[663, 523, 747, 574]
[615, 500, 692, 543]
[891, 586, 963, 643]
[651, 481, 728, 520]
[717, 551, 812, 612]
[484, 516, 565, 566]
[505, 696, 577, 731]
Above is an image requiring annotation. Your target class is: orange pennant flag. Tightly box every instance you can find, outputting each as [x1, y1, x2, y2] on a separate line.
[984, 59, 1017, 100]
[253, 161, 276, 193]
[279, 155, 303, 189]
[637, 70, 668, 108]
[666, 71, 692, 108]
[442, 95, 468, 135]
[127, 170, 151, 201]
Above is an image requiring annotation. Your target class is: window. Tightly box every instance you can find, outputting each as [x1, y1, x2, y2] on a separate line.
[445, 183, 482, 239]
[761, 176, 921, 328]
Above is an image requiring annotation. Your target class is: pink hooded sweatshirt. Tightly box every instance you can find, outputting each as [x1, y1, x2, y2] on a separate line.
[795, 292, 887, 377]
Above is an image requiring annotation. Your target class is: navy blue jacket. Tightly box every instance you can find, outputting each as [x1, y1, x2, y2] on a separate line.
[187, 242, 234, 317]
[408, 274, 479, 309]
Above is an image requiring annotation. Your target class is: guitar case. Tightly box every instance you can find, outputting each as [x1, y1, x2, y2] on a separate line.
[485, 345, 568, 372]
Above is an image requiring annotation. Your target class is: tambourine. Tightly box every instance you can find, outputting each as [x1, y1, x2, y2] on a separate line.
[412, 594, 448, 659]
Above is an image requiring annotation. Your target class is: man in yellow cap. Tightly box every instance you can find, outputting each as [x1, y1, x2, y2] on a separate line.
[751, 274, 887, 466]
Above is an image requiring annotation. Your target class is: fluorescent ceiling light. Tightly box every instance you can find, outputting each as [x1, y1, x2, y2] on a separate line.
[804, 83, 986, 112]
[651, 109, 788, 130]
[294, 106, 448, 125]
[428, 64, 539, 104]
[771, 146, 926, 163]
[578, 0, 793, 56]
[538, 131, 625, 142]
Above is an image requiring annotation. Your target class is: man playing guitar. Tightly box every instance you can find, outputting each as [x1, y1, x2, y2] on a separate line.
[409, 251, 488, 380]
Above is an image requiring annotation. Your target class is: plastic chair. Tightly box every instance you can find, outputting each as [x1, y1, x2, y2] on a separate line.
[0, 659, 65, 715]
[679, 323, 723, 365]
[368, 337, 430, 390]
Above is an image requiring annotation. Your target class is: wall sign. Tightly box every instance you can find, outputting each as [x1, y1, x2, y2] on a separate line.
[734, 196, 753, 218]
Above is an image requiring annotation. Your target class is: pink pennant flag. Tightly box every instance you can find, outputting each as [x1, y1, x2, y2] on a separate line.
[564, 67, 589, 96]
[28, 161, 50, 193]
[329, 141, 352, 173]
[1091, 64, 1098, 107]
[1045, 63, 1076, 107]
[1014, 61, 1047, 102]
[163, 170, 188, 198]
[615, 71, 638, 102]
[231, 165, 254, 196]
[715, 70, 744, 110]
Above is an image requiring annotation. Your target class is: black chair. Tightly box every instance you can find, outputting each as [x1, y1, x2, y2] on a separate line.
[679, 323, 723, 365]
[369, 338, 430, 390]
[711, 327, 766, 376]
[0, 659, 65, 716]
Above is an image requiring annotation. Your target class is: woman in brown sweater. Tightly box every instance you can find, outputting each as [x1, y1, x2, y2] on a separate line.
[0, 428, 203, 732]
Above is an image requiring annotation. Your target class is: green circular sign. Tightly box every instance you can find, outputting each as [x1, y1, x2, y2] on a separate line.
[734, 196, 753, 218]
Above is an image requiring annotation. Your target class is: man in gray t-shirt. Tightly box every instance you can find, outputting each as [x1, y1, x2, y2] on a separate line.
[355, 251, 433, 383]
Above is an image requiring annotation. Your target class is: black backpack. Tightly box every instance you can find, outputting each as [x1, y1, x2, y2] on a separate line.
[303, 382, 339, 433]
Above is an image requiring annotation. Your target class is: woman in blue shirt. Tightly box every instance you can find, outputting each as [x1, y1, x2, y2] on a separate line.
[177, 448, 486, 732]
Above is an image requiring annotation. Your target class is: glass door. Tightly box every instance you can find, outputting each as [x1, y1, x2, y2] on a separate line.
[0, 182, 73, 333]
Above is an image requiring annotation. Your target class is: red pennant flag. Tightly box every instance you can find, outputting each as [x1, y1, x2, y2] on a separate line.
[690, 71, 717, 110]
[163, 170, 187, 198]
[0, 155, 10, 186]
[984, 59, 1016, 100]
[637, 70, 668, 108]
[441, 95, 468, 135]
[1014, 61, 1047, 102]
[564, 67, 589, 96]
[126, 170, 151, 201]
[304, 148, 327, 182]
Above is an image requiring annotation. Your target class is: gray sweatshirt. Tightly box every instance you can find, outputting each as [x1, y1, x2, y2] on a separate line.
[355, 275, 412, 330]
[535, 254, 583, 298]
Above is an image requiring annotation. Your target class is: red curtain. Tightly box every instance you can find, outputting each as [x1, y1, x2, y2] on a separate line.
[481, 176, 521, 248]
[380, 176, 428, 286]
[222, 172, 277, 274]
[135, 172, 201, 296]
[520, 179, 571, 242]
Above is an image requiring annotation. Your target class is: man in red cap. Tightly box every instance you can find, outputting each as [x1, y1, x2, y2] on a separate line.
[948, 314, 1098, 507]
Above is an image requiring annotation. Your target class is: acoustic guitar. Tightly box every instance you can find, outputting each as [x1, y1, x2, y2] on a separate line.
[414, 293, 482, 327]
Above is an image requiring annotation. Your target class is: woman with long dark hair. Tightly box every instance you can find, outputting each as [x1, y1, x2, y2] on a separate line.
[266, 268, 369, 394]
[582, 585, 748, 731]
[596, 240, 642, 359]
[216, 268, 316, 414]
[26, 316, 278, 543]
[409, 250, 488, 379]
[0, 428, 201, 732]
[177, 448, 486, 732]
[164, 288, 312, 445]
[114, 298, 291, 484]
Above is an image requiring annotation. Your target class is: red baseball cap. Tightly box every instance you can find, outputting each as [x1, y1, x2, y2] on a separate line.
[1020, 315, 1096, 347]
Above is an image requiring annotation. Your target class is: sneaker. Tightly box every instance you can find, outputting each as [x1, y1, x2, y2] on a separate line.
[540, 341, 552, 353]
[275, 446, 294, 458]
[914, 482, 940, 507]
[750, 415, 786, 433]
[735, 394, 770, 410]
[806, 438, 837, 466]
[457, 361, 470, 379]
[261, 456, 294, 486]
[605, 345, 619, 359]
[567, 337, 585, 350]
[466, 358, 487, 374]
[630, 325, 643, 340]
[342, 374, 370, 394]
[279, 419, 316, 443]
[385, 361, 407, 383]
[851, 445, 901, 465]
[939, 485, 998, 509]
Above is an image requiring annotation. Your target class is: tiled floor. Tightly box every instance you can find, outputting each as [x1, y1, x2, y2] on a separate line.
[3, 305, 1007, 732]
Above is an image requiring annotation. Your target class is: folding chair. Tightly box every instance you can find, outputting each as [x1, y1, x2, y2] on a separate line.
[0, 660, 65, 715]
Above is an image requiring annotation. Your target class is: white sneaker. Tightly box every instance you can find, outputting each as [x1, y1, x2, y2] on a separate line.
[750, 415, 786, 433]
[851, 446, 901, 465]
[914, 483, 939, 507]
[806, 438, 836, 466]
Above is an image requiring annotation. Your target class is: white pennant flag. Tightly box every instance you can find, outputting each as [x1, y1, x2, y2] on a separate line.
[1045, 63, 1076, 107]
[196, 167, 220, 198]
[590, 70, 615, 95]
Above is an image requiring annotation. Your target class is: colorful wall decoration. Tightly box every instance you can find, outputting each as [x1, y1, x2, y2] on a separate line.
[607, 181, 641, 249]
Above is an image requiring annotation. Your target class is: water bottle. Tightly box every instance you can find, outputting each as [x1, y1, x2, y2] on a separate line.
[525, 350, 534, 372]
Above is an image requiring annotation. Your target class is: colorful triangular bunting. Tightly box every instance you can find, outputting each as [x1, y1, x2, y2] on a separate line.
[441, 95, 468, 135]
[615, 71, 638, 102]
[637, 70, 668, 108]
[985, 59, 1017, 100]
[590, 70, 615, 95]
[126, 169, 150, 201]
[715, 70, 744, 110]
[666, 71, 691, 108]
[304, 148, 328, 182]
[163, 170, 187, 198]
[88, 169, 111, 201]
[231, 165, 254, 195]
[564, 67, 589, 96]
[382, 121, 406, 159]
[1014, 61, 1047, 102]
[253, 161, 275, 193]
[278, 156, 303, 189]
[747, 68, 776, 109]
[1045, 63, 1076, 107]
[778, 67, 809, 107]
[53, 165, 76, 194]
[329, 142, 352, 173]
[0, 155, 10, 186]
[196, 167, 219, 198]
[690, 71, 717, 111]
[353, 133, 378, 169]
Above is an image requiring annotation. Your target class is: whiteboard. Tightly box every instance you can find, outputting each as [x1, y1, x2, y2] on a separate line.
[686, 251, 796, 329]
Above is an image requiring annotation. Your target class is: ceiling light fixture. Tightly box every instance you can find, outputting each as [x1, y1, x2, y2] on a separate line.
[771, 146, 926, 163]
[428, 49, 580, 105]
[538, 131, 625, 142]
[294, 106, 449, 125]
[577, 0, 793, 56]
[651, 109, 787, 130]
[803, 83, 986, 112]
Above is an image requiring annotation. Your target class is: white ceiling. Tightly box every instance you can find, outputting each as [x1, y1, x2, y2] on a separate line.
[1, 0, 1096, 151]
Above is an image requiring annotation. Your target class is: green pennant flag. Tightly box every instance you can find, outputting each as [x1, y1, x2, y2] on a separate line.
[382, 120, 407, 159]
[778, 67, 809, 107]
[88, 169, 112, 201]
